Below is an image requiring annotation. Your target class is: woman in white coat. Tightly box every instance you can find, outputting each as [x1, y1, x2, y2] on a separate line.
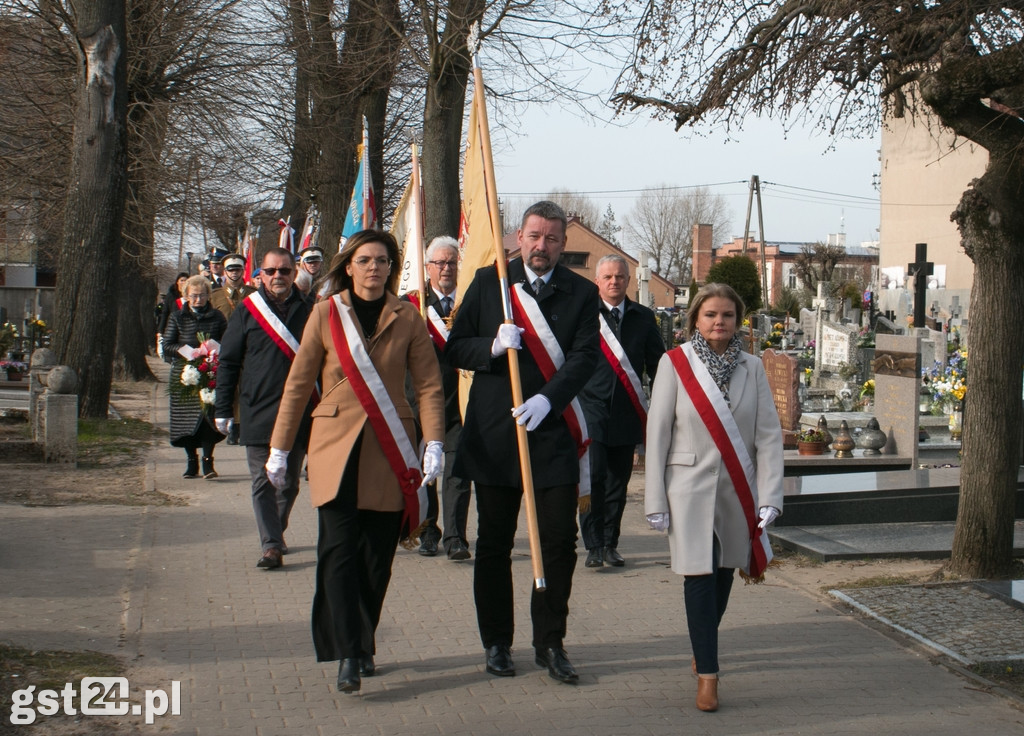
[645, 283, 783, 712]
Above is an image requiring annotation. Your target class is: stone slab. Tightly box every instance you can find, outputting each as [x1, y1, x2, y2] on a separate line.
[769, 519, 1024, 561]
[777, 467, 1024, 526]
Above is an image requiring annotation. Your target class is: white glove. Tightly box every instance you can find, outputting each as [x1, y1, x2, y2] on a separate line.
[512, 394, 551, 431]
[490, 324, 524, 357]
[214, 417, 233, 435]
[758, 506, 780, 529]
[421, 440, 444, 487]
[265, 448, 289, 490]
[647, 512, 670, 531]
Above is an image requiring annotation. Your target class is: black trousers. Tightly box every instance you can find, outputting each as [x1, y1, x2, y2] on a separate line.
[684, 566, 735, 675]
[579, 442, 635, 550]
[311, 443, 402, 662]
[474, 483, 578, 651]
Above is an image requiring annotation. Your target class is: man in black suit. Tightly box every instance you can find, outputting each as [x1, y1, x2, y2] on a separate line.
[446, 200, 599, 684]
[402, 235, 472, 561]
[577, 255, 666, 569]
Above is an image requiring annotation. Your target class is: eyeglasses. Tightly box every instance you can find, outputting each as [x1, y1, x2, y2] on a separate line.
[185, 293, 207, 300]
[352, 256, 392, 270]
[262, 267, 293, 276]
[427, 260, 457, 270]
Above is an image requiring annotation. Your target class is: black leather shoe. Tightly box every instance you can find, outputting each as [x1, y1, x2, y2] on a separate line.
[256, 549, 282, 569]
[359, 655, 376, 677]
[605, 547, 625, 567]
[535, 647, 579, 683]
[337, 658, 361, 692]
[447, 540, 471, 561]
[584, 548, 604, 568]
[485, 644, 515, 677]
[419, 538, 439, 557]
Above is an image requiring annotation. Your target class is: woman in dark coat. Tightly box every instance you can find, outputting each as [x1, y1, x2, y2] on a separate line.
[156, 272, 189, 353]
[162, 275, 227, 479]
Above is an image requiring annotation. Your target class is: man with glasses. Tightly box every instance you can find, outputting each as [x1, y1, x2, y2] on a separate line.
[215, 248, 315, 570]
[402, 236, 472, 561]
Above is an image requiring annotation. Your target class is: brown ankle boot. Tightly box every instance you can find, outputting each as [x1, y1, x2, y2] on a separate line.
[696, 675, 719, 712]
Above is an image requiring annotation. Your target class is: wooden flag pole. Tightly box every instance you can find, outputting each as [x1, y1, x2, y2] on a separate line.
[411, 141, 427, 318]
[469, 27, 546, 591]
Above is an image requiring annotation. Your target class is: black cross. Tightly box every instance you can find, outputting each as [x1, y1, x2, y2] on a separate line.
[907, 242, 934, 328]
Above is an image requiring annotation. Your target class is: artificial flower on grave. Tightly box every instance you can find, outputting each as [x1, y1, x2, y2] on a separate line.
[795, 428, 827, 443]
[169, 332, 220, 410]
[0, 322, 20, 356]
[1, 359, 28, 376]
[923, 349, 967, 411]
[860, 379, 875, 399]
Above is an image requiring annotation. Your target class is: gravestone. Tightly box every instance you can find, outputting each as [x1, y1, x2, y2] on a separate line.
[872, 333, 921, 467]
[875, 314, 898, 334]
[762, 349, 801, 432]
[817, 321, 858, 375]
[799, 308, 817, 346]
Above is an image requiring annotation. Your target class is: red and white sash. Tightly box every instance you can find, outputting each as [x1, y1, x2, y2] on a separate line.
[243, 291, 321, 403]
[175, 296, 184, 310]
[329, 295, 428, 531]
[598, 315, 648, 432]
[509, 283, 591, 497]
[667, 343, 771, 579]
[405, 292, 449, 351]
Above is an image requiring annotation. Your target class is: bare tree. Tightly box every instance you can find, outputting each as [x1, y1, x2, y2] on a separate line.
[792, 241, 845, 293]
[624, 185, 730, 283]
[51, 0, 129, 417]
[613, 0, 1024, 578]
[546, 188, 601, 227]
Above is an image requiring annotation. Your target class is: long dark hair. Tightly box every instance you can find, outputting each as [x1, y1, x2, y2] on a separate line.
[321, 229, 401, 297]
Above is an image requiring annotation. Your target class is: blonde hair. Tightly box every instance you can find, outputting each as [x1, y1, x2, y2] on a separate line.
[183, 275, 212, 299]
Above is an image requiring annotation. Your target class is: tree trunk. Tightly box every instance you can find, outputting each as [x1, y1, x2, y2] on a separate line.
[279, 0, 320, 229]
[52, 0, 128, 418]
[421, 0, 484, 242]
[113, 97, 163, 382]
[949, 159, 1024, 578]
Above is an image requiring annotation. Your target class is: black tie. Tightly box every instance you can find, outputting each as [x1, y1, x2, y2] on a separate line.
[609, 306, 621, 332]
[440, 296, 452, 317]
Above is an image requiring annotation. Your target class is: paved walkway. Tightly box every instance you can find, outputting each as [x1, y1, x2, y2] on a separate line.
[2, 375, 1023, 734]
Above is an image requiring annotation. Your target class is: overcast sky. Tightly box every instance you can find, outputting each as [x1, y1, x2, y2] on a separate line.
[491, 105, 882, 249]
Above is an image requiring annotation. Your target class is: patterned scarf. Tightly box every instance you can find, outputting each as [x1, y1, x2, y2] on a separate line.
[690, 331, 743, 402]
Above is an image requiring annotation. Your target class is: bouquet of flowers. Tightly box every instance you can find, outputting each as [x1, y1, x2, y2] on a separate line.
[171, 333, 220, 409]
[923, 349, 967, 411]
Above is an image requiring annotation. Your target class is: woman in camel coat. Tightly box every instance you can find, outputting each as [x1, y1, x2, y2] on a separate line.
[645, 282, 783, 713]
[270, 229, 445, 694]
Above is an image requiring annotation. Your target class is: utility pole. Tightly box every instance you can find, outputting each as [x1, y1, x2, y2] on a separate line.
[741, 175, 769, 309]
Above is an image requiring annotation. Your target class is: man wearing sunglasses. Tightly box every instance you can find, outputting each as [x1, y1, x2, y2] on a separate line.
[215, 248, 315, 569]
